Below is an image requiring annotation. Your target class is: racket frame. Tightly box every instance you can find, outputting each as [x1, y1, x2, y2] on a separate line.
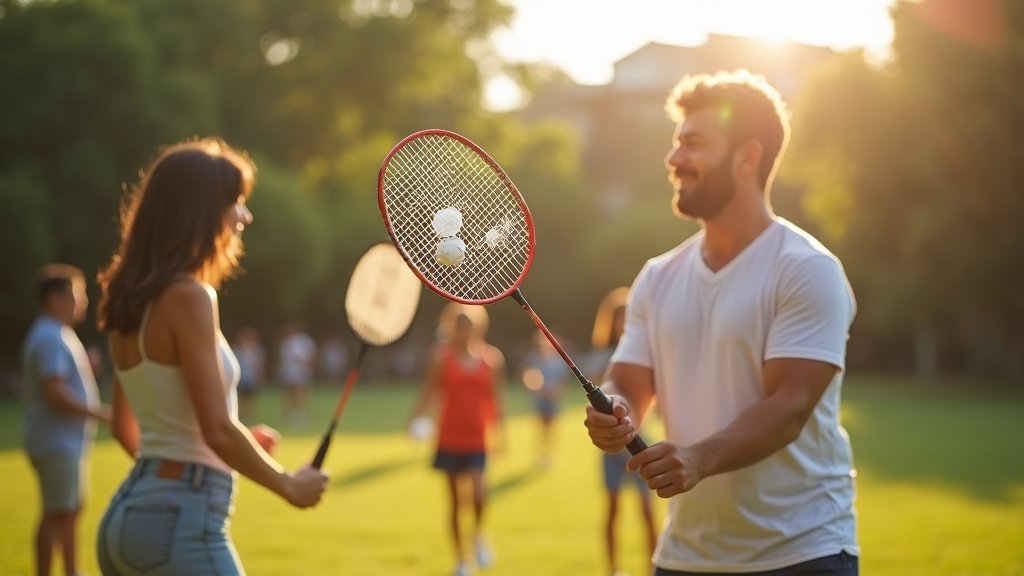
[377, 129, 536, 305]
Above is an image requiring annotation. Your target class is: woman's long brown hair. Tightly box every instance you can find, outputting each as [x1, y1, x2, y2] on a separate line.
[591, 287, 629, 349]
[97, 138, 255, 334]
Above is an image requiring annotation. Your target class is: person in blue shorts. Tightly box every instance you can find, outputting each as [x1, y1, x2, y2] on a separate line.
[585, 288, 657, 576]
[519, 329, 570, 468]
[21, 263, 110, 576]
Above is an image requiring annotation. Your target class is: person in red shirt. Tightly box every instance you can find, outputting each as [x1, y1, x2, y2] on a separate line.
[408, 303, 506, 576]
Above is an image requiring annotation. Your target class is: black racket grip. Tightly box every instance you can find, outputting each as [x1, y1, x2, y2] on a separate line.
[587, 388, 648, 455]
[311, 425, 336, 469]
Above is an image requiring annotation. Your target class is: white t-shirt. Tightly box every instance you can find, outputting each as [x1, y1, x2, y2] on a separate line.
[612, 218, 858, 572]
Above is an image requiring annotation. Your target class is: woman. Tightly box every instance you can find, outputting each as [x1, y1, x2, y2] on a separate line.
[408, 303, 505, 576]
[95, 138, 328, 575]
[586, 288, 657, 576]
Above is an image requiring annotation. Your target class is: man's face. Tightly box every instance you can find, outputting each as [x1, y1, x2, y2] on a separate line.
[49, 279, 87, 325]
[664, 107, 736, 220]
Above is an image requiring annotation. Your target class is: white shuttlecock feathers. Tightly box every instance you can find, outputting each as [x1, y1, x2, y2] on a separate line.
[484, 227, 503, 248]
[432, 207, 463, 238]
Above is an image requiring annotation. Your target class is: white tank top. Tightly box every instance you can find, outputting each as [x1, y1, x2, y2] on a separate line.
[115, 304, 240, 472]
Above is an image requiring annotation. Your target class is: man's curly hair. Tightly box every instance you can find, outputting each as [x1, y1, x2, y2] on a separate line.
[666, 69, 790, 188]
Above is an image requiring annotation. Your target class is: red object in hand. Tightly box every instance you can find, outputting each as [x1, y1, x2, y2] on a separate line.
[250, 424, 281, 455]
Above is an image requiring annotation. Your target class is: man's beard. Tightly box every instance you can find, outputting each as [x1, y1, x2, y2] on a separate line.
[671, 154, 736, 220]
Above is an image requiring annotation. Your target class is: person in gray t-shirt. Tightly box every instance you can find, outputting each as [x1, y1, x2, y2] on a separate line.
[21, 264, 109, 576]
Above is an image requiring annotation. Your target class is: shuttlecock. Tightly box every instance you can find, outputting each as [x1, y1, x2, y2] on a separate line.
[432, 207, 463, 238]
[484, 227, 503, 248]
[435, 237, 467, 266]
[408, 415, 434, 442]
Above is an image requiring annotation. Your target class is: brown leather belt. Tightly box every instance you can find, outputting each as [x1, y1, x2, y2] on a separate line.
[141, 458, 206, 488]
[156, 459, 188, 480]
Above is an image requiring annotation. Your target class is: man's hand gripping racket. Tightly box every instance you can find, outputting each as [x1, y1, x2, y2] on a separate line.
[377, 129, 647, 455]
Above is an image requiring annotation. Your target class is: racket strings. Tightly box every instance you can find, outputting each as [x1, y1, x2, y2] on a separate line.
[381, 134, 531, 301]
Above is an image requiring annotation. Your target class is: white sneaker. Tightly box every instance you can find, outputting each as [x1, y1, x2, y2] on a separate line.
[453, 561, 472, 576]
[475, 536, 494, 568]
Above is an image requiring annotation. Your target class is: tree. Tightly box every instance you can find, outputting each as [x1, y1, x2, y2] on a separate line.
[0, 0, 593, 375]
[0, 0, 216, 361]
[786, 0, 1024, 377]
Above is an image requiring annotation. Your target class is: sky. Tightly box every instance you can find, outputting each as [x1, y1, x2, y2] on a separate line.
[485, 0, 900, 110]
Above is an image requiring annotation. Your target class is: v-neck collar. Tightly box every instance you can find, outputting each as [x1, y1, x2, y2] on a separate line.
[695, 219, 781, 282]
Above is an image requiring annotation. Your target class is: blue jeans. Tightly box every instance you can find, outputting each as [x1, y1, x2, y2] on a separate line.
[97, 458, 242, 575]
[654, 551, 858, 576]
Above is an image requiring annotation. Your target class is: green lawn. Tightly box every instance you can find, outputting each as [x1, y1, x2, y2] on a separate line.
[1, 377, 1022, 575]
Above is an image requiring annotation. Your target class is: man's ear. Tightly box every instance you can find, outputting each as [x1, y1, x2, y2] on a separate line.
[733, 140, 764, 180]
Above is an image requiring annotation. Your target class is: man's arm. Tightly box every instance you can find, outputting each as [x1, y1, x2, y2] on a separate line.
[627, 358, 837, 497]
[41, 376, 109, 422]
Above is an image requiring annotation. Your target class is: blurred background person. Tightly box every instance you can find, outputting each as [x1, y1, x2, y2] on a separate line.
[585, 288, 657, 576]
[277, 321, 317, 428]
[317, 328, 350, 383]
[232, 326, 266, 424]
[21, 263, 110, 576]
[519, 329, 570, 468]
[408, 303, 505, 576]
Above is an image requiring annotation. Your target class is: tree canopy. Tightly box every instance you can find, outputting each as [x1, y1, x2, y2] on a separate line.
[785, 0, 1023, 376]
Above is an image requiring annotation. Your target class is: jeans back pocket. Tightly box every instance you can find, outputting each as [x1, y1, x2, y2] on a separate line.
[120, 503, 181, 572]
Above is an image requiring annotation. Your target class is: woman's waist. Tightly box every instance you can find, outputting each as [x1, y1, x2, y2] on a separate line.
[138, 437, 232, 474]
[128, 456, 237, 493]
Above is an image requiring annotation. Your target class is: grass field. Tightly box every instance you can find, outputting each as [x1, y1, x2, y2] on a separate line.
[1, 376, 1022, 575]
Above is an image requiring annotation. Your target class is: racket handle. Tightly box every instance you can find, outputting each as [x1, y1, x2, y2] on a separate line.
[587, 388, 649, 455]
[311, 421, 338, 469]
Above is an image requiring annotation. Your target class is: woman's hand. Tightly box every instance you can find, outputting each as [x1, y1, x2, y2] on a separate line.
[282, 465, 329, 508]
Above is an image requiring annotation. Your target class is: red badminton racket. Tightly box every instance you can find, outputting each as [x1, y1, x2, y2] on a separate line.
[378, 129, 647, 455]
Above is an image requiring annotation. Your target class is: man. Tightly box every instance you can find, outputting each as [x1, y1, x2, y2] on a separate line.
[584, 70, 859, 575]
[22, 264, 109, 576]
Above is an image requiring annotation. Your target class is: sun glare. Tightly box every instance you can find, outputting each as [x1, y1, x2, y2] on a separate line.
[711, 0, 895, 50]
[489, 0, 898, 102]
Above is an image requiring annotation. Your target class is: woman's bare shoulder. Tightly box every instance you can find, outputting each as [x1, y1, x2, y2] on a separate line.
[155, 277, 216, 318]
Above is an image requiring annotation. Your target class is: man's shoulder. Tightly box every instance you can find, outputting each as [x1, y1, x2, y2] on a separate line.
[23, 316, 64, 349]
[643, 233, 702, 274]
[775, 218, 839, 260]
[772, 219, 845, 276]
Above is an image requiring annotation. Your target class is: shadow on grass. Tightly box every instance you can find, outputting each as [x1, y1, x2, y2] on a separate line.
[331, 456, 421, 488]
[491, 466, 541, 499]
[250, 382, 573, 437]
[842, 377, 1024, 503]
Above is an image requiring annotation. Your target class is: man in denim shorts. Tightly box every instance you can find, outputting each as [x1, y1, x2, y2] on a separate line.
[21, 264, 109, 576]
